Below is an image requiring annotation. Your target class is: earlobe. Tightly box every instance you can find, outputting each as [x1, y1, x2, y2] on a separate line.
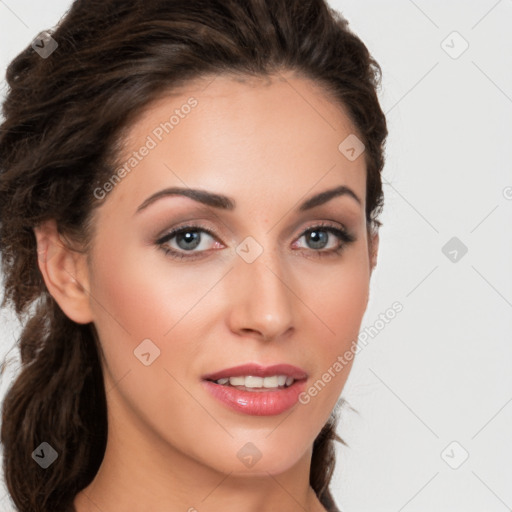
[33, 219, 93, 324]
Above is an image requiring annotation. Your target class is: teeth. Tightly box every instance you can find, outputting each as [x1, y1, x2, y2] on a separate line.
[262, 376, 278, 387]
[246, 376, 264, 388]
[229, 376, 246, 386]
[214, 375, 296, 388]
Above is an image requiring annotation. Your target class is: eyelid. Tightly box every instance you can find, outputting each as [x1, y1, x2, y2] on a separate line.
[155, 221, 220, 245]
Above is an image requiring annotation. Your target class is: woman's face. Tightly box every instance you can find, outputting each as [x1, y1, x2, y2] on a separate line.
[81, 71, 377, 477]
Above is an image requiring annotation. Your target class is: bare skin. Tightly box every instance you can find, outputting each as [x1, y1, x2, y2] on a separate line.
[35, 70, 378, 512]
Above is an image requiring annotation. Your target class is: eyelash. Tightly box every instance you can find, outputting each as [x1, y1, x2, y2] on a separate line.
[155, 221, 356, 261]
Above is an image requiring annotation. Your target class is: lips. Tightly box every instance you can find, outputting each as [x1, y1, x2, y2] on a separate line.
[201, 363, 308, 382]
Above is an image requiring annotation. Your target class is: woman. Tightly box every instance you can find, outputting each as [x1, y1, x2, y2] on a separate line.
[0, 0, 387, 511]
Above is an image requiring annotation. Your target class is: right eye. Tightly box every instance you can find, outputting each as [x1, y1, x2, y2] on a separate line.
[155, 224, 223, 260]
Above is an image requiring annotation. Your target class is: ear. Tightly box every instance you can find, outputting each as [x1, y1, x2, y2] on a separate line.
[33, 219, 94, 324]
[369, 229, 379, 273]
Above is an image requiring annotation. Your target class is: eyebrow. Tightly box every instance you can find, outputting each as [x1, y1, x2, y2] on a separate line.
[135, 184, 361, 215]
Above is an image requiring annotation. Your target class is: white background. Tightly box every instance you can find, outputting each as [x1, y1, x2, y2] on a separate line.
[1, 1, 511, 511]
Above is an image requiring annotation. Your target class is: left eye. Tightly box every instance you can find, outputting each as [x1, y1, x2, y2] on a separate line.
[156, 223, 354, 260]
[295, 226, 346, 251]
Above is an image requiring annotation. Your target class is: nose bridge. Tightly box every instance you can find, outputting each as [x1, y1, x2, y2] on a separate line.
[228, 237, 295, 339]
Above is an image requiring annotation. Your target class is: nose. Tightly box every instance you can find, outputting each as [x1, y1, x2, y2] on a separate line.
[226, 248, 295, 342]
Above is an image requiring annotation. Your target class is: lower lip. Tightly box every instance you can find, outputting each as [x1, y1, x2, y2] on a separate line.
[201, 379, 307, 416]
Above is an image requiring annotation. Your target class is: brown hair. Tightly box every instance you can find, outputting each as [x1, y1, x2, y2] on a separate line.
[0, 1, 387, 510]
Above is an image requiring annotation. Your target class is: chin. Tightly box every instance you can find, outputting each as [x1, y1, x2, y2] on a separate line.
[206, 438, 310, 477]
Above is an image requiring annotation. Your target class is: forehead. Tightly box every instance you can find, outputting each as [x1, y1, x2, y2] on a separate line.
[99, 71, 367, 217]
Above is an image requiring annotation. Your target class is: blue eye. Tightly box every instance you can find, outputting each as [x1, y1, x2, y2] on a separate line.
[296, 225, 355, 253]
[156, 222, 355, 261]
[156, 224, 218, 259]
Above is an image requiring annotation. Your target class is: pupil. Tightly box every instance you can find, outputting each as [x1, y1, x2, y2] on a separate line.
[308, 230, 327, 249]
[177, 231, 200, 250]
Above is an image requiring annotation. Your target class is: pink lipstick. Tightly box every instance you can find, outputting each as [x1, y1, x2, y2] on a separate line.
[201, 363, 308, 416]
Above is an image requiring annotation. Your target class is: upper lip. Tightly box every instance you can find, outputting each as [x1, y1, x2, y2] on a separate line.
[202, 363, 308, 381]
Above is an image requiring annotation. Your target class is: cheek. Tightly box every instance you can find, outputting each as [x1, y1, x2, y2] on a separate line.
[293, 269, 369, 439]
[297, 249, 370, 399]
[88, 239, 206, 341]
[85, 238, 177, 386]
[304, 252, 370, 345]
[86, 238, 224, 401]
[86, 243, 211, 441]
